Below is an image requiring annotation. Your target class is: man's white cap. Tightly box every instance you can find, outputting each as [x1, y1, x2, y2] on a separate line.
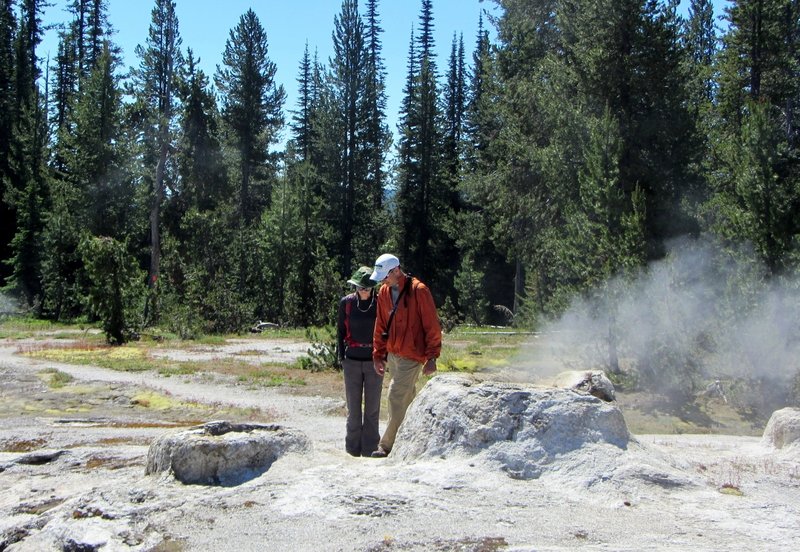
[370, 253, 400, 281]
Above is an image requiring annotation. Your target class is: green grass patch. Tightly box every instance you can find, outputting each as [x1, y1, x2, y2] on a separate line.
[156, 363, 201, 376]
[39, 368, 74, 388]
[437, 326, 526, 372]
[719, 484, 743, 496]
[0, 317, 101, 340]
[25, 344, 152, 372]
[244, 369, 307, 387]
[128, 391, 271, 421]
[131, 391, 202, 410]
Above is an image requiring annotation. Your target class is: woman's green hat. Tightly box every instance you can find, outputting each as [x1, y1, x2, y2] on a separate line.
[347, 266, 376, 288]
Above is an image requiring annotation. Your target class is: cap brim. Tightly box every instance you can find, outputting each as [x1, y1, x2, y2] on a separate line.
[369, 269, 387, 281]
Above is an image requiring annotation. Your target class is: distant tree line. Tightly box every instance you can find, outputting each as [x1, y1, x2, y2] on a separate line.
[1, 0, 799, 343]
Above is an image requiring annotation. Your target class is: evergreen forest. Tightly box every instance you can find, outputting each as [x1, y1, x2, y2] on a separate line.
[2, 0, 800, 403]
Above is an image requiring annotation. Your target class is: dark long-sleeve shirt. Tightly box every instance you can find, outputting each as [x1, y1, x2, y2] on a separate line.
[336, 291, 377, 361]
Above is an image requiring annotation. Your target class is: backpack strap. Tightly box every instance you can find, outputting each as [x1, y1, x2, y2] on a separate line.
[384, 276, 412, 337]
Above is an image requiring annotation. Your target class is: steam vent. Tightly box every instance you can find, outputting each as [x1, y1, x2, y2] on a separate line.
[145, 421, 310, 486]
[391, 374, 630, 479]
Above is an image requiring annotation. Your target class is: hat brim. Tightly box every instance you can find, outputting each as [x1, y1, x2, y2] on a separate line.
[369, 269, 388, 281]
[347, 278, 375, 288]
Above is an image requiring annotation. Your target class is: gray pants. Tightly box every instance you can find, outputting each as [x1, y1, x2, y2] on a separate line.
[342, 358, 383, 457]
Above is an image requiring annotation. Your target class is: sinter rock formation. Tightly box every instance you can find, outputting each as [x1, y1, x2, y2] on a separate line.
[145, 421, 310, 485]
[391, 374, 630, 479]
[762, 407, 800, 450]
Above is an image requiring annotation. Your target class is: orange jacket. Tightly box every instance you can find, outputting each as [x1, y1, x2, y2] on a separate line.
[372, 273, 442, 364]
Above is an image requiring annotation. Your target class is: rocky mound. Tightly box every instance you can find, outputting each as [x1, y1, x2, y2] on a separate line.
[391, 374, 630, 479]
[762, 407, 800, 450]
[547, 369, 616, 401]
[145, 420, 310, 486]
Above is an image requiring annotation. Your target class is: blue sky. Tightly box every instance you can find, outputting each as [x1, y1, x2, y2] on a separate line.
[39, 0, 729, 146]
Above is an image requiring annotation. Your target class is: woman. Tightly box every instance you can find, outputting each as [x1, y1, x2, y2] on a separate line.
[336, 266, 383, 457]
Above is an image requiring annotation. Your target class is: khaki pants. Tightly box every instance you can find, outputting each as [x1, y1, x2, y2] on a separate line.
[378, 353, 423, 453]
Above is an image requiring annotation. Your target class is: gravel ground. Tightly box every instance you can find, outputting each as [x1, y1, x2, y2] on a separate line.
[1, 339, 799, 551]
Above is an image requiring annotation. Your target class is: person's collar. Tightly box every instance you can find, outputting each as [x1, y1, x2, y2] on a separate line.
[396, 271, 408, 288]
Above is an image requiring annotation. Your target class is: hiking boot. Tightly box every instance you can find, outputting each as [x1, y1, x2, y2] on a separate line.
[370, 446, 389, 458]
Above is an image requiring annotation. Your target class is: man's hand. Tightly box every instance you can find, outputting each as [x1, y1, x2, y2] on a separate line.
[374, 359, 386, 376]
[423, 358, 437, 376]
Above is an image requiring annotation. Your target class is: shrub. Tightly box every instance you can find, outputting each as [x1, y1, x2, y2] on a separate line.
[300, 326, 338, 372]
[79, 236, 145, 344]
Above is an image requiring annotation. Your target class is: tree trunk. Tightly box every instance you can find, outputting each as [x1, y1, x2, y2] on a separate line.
[513, 258, 524, 314]
[146, 140, 167, 323]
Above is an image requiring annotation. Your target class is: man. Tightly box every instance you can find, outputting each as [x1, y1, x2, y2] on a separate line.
[369, 253, 442, 458]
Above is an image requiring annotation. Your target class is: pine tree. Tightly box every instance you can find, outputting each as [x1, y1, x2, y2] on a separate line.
[84, 0, 111, 73]
[717, 0, 800, 143]
[564, 108, 646, 291]
[50, 30, 77, 136]
[480, 0, 699, 317]
[684, 0, 717, 110]
[682, 0, 718, 208]
[42, 43, 123, 319]
[6, 0, 49, 308]
[214, 9, 285, 324]
[415, 0, 441, 279]
[286, 46, 333, 325]
[79, 235, 145, 344]
[66, 0, 112, 85]
[42, 0, 125, 320]
[395, 28, 419, 252]
[709, 0, 800, 273]
[394, 0, 448, 292]
[177, 50, 227, 212]
[329, 0, 368, 274]
[705, 99, 800, 273]
[71, 43, 121, 236]
[363, 0, 390, 221]
[50, 1, 114, 136]
[291, 43, 316, 162]
[130, 0, 183, 322]
[562, 0, 698, 252]
[464, 13, 491, 167]
[442, 33, 465, 186]
[0, 0, 16, 283]
[157, 49, 233, 335]
[457, 15, 513, 324]
[436, 32, 467, 301]
[473, 0, 561, 314]
[215, 8, 285, 223]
